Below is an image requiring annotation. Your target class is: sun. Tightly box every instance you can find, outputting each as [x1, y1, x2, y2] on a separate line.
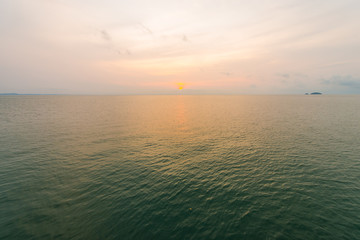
[177, 82, 185, 90]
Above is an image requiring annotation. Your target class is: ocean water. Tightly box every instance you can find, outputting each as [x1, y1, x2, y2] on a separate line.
[0, 95, 360, 240]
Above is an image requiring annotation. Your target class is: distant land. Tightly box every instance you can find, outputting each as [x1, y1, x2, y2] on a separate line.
[1, 92, 328, 96]
[0, 93, 59, 95]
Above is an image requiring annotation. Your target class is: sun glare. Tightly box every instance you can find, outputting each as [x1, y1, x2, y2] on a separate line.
[177, 83, 185, 90]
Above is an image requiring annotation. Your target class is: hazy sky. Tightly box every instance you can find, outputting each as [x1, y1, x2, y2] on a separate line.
[1, 0, 360, 94]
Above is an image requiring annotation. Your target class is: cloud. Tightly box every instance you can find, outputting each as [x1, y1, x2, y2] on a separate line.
[318, 61, 351, 69]
[220, 72, 231, 77]
[321, 75, 360, 88]
[96, 29, 133, 57]
[100, 30, 111, 41]
[138, 23, 153, 34]
[277, 73, 290, 78]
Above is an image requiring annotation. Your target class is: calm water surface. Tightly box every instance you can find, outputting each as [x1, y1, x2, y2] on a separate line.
[0, 95, 360, 239]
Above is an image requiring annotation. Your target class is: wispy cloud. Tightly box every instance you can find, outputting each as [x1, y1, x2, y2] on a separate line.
[138, 23, 153, 34]
[317, 61, 352, 69]
[100, 30, 111, 42]
[277, 73, 290, 78]
[182, 34, 189, 42]
[321, 75, 360, 88]
[220, 72, 231, 77]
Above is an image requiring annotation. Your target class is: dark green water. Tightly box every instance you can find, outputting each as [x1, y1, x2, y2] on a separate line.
[1, 95, 360, 239]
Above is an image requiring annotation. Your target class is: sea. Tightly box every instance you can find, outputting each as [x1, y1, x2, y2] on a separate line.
[0, 95, 359, 239]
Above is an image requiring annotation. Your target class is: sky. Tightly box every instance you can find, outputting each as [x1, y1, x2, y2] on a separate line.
[1, 0, 360, 94]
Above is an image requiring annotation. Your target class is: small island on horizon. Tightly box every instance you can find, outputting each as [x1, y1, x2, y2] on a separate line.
[0, 93, 60, 96]
[305, 92, 322, 95]
[0, 93, 19, 95]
